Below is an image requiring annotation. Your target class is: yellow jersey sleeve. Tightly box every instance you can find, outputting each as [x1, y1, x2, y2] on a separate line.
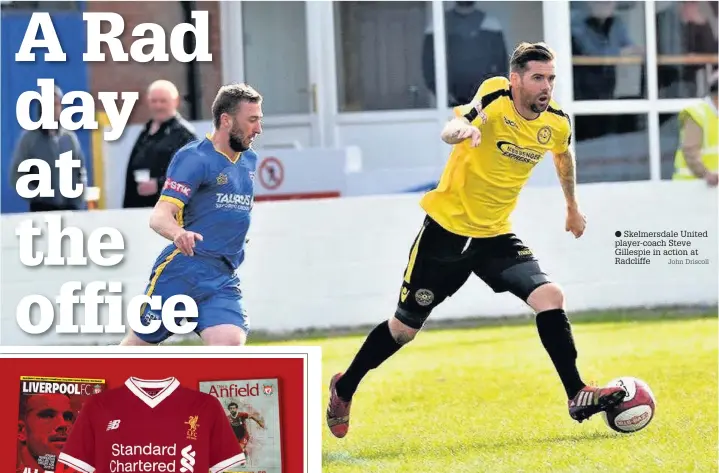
[551, 104, 573, 155]
[452, 76, 509, 127]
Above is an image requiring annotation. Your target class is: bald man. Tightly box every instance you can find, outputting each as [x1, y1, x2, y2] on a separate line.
[123, 80, 198, 208]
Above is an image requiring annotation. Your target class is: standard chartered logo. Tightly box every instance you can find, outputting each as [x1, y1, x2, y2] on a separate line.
[110, 444, 196, 472]
[179, 445, 196, 473]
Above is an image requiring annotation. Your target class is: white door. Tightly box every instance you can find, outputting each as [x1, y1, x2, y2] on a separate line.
[239, 0, 323, 149]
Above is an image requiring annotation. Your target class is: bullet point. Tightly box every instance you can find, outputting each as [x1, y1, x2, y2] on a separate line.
[615, 231, 621, 237]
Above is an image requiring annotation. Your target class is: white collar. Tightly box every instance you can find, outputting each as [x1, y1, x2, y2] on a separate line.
[124, 377, 180, 408]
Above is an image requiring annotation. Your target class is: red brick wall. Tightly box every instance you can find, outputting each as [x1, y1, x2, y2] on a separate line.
[88, 1, 222, 125]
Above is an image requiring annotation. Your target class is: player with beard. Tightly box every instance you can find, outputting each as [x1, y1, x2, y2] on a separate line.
[326, 42, 627, 438]
[120, 83, 263, 347]
[227, 402, 265, 452]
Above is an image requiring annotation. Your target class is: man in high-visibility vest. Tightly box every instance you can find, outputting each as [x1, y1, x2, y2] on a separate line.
[673, 70, 718, 186]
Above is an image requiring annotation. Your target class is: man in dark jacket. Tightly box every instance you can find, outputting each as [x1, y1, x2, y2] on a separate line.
[123, 80, 197, 208]
[422, 1, 509, 107]
[10, 85, 87, 212]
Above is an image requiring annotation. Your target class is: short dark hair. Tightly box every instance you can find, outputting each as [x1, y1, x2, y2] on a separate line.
[212, 83, 262, 129]
[19, 393, 71, 419]
[510, 42, 555, 74]
[228, 402, 239, 409]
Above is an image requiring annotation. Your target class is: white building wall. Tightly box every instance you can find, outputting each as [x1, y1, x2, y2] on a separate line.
[1, 181, 715, 345]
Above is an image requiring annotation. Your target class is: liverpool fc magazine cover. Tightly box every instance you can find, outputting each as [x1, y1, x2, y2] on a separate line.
[199, 378, 283, 473]
[16, 376, 106, 473]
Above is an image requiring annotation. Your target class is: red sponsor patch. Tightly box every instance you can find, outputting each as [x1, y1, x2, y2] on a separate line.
[163, 177, 192, 197]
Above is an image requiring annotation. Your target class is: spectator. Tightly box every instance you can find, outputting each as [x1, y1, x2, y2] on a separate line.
[571, 1, 642, 101]
[123, 80, 197, 209]
[9, 85, 87, 212]
[657, 1, 718, 98]
[672, 70, 718, 186]
[422, 1, 508, 107]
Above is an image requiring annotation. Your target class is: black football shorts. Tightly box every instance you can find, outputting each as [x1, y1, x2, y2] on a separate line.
[395, 215, 552, 328]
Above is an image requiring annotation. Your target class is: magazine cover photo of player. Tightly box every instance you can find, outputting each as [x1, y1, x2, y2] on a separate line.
[16, 377, 106, 473]
[228, 401, 265, 452]
[199, 379, 283, 473]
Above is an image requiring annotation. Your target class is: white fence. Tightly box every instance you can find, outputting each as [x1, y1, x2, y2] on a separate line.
[1, 180, 716, 346]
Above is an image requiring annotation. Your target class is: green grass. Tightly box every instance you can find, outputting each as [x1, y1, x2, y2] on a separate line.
[165, 309, 717, 471]
[312, 316, 718, 473]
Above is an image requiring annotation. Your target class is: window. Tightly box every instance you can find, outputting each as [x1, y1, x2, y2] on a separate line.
[433, 1, 544, 107]
[659, 113, 682, 179]
[334, 1, 434, 112]
[570, 1, 647, 100]
[242, 1, 310, 115]
[655, 1, 718, 99]
[574, 114, 650, 183]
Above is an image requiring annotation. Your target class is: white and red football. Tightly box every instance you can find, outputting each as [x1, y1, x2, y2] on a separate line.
[602, 376, 656, 433]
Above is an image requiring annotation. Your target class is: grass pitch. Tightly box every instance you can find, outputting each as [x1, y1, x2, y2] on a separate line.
[311, 314, 717, 473]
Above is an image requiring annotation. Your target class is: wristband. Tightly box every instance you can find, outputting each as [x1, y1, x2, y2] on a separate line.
[463, 107, 479, 122]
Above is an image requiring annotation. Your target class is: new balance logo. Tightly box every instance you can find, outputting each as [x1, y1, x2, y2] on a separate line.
[107, 419, 121, 431]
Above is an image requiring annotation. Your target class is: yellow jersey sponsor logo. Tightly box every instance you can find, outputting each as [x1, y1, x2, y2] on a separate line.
[496, 141, 543, 164]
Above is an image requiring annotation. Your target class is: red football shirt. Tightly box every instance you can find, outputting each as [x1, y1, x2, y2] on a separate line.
[56, 377, 246, 473]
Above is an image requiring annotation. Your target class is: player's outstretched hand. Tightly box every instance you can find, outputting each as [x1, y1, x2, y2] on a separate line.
[452, 124, 482, 147]
[467, 127, 482, 147]
[565, 208, 587, 238]
[174, 230, 203, 256]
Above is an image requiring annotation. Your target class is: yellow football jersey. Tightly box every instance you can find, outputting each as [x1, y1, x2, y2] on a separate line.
[420, 76, 572, 238]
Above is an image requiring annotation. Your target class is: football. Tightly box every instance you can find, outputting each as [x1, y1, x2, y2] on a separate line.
[602, 376, 656, 433]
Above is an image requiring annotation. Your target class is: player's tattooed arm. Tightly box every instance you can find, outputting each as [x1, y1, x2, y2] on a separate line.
[553, 148, 578, 209]
[554, 147, 587, 238]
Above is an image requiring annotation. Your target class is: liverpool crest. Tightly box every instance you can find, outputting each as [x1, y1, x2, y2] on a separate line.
[185, 415, 200, 440]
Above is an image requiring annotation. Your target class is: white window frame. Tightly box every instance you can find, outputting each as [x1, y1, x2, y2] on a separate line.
[220, 0, 706, 177]
[547, 0, 703, 181]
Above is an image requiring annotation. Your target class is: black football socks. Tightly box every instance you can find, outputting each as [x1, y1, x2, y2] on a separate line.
[535, 309, 586, 399]
[335, 320, 403, 402]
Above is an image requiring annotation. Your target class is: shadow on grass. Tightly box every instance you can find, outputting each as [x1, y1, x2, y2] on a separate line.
[248, 306, 717, 344]
[323, 430, 621, 464]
